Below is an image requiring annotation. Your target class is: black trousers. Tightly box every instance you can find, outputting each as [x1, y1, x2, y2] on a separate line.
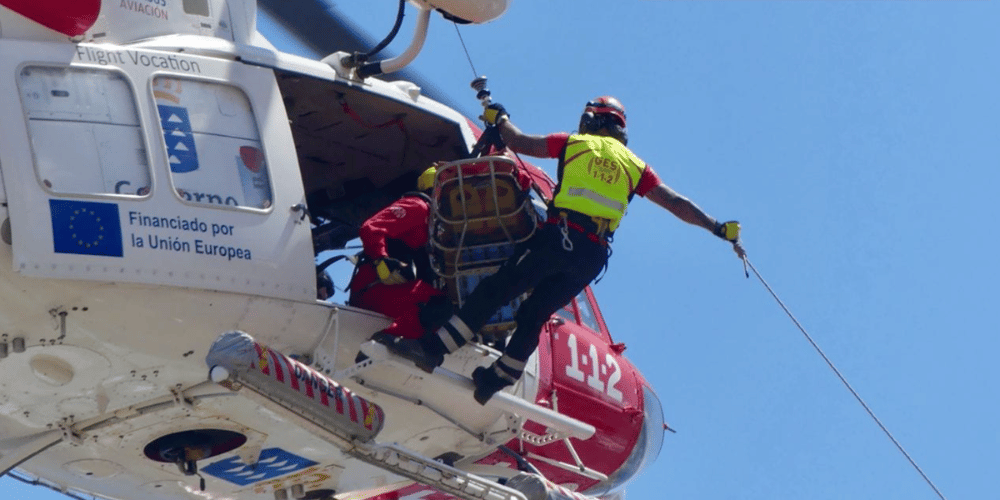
[457, 223, 609, 364]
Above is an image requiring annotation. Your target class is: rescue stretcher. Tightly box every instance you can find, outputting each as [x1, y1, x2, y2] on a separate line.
[426, 156, 538, 338]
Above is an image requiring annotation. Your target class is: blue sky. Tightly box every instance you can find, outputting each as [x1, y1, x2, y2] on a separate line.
[9, 1, 998, 499]
[283, 2, 994, 499]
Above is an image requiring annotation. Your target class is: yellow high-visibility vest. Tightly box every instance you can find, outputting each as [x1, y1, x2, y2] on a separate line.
[553, 134, 646, 231]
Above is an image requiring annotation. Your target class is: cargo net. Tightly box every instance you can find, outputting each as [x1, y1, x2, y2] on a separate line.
[428, 157, 538, 340]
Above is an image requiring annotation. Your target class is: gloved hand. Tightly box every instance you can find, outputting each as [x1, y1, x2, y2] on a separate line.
[374, 257, 409, 285]
[481, 103, 509, 126]
[714, 220, 741, 242]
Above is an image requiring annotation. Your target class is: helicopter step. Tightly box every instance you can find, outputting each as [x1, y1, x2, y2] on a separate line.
[344, 340, 595, 443]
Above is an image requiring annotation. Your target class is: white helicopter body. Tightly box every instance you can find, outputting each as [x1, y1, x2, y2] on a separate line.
[0, 2, 663, 500]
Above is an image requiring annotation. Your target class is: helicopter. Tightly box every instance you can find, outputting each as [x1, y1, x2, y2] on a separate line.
[0, 1, 665, 500]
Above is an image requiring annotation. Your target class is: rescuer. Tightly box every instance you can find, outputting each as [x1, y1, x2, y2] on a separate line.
[349, 166, 450, 340]
[382, 97, 745, 404]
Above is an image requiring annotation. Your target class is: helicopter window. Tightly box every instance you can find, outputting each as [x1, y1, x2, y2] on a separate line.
[152, 77, 273, 211]
[556, 301, 576, 323]
[19, 66, 151, 197]
[182, 0, 210, 17]
[575, 291, 600, 332]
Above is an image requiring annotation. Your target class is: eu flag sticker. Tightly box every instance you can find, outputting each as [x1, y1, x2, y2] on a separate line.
[202, 448, 318, 486]
[50, 200, 124, 257]
[158, 104, 199, 173]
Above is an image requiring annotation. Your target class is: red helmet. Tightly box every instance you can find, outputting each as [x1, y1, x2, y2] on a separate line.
[584, 96, 627, 128]
[580, 96, 628, 144]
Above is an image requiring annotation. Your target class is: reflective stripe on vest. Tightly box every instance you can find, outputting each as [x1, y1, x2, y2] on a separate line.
[553, 134, 646, 231]
[565, 187, 625, 212]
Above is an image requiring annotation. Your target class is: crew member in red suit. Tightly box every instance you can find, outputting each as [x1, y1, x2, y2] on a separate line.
[349, 167, 449, 340]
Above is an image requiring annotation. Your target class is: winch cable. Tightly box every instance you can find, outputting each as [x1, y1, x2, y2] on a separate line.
[451, 26, 537, 170]
[742, 255, 948, 500]
[453, 22, 478, 78]
[450, 35, 555, 193]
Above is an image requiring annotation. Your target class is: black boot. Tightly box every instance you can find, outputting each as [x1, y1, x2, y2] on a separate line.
[373, 332, 445, 374]
[415, 334, 448, 372]
[472, 366, 514, 405]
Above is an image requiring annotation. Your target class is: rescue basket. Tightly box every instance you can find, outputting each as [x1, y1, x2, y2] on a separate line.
[427, 156, 538, 337]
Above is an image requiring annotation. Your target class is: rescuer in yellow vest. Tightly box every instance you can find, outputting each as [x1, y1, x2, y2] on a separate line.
[380, 96, 744, 404]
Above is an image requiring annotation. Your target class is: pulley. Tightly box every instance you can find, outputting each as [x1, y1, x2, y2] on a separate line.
[471, 76, 493, 107]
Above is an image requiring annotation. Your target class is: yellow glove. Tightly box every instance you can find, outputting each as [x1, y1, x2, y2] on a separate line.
[375, 258, 409, 285]
[481, 103, 509, 126]
[714, 220, 741, 242]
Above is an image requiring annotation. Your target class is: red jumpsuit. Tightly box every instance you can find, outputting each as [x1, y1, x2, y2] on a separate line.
[349, 195, 444, 339]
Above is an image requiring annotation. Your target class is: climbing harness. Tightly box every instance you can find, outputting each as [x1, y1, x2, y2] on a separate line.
[546, 212, 610, 248]
[743, 254, 949, 500]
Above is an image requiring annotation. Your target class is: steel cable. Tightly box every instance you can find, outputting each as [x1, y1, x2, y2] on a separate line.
[743, 256, 948, 500]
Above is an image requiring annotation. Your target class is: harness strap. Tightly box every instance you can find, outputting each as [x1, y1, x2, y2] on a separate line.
[546, 214, 609, 247]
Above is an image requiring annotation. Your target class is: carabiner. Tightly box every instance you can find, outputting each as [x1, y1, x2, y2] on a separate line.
[559, 215, 574, 251]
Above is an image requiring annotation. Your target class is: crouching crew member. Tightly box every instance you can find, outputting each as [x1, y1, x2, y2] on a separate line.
[349, 167, 450, 340]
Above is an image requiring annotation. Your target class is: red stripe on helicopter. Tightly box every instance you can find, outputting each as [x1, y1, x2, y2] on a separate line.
[319, 379, 330, 407]
[303, 369, 315, 399]
[0, 0, 101, 36]
[334, 384, 345, 415]
[348, 394, 358, 424]
[247, 340, 384, 427]
[281, 353, 297, 388]
[270, 350, 285, 383]
[286, 355, 301, 391]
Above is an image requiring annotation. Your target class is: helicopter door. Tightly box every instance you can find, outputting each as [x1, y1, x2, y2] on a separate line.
[0, 42, 315, 301]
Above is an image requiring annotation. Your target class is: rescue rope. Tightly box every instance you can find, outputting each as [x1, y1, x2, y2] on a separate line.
[742, 256, 948, 500]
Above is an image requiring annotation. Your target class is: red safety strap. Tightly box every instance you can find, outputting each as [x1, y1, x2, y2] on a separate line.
[546, 216, 607, 246]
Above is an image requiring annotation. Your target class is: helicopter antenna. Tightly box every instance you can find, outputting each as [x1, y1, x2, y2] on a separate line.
[342, 0, 406, 68]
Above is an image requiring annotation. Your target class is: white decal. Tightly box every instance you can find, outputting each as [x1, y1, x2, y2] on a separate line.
[605, 353, 623, 402]
[75, 47, 203, 73]
[563, 333, 624, 402]
[586, 343, 605, 392]
[565, 333, 585, 383]
[125, 210, 252, 260]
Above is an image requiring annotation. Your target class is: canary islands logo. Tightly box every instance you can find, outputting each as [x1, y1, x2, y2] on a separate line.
[49, 200, 124, 257]
[158, 104, 199, 173]
[203, 448, 318, 486]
